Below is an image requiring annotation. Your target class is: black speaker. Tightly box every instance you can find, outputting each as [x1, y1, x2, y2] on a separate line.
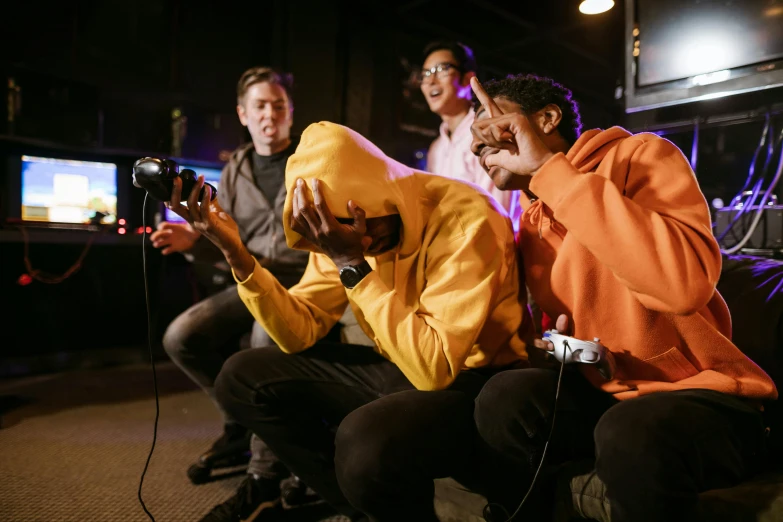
[714, 206, 783, 250]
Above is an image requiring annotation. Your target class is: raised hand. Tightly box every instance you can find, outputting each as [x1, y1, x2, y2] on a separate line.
[470, 77, 554, 177]
[166, 176, 243, 257]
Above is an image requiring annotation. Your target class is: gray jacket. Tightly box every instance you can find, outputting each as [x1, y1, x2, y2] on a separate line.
[189, 141, 309, 286]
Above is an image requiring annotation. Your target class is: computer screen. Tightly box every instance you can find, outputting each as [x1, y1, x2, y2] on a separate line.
[21, 155, 118, 225]
[163, 165, 223, 223]
[637, 0, 783, 87]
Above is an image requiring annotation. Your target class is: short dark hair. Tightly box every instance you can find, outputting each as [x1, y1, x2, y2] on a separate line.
[476, 74, 582, 145]
[236, 66, 294, 106]
[422, 41, 477, 74]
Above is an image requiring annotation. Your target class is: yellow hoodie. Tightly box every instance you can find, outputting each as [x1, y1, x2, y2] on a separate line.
[234, 122, 530, 391]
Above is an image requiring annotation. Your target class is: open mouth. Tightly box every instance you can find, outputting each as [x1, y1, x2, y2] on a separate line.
[427, 88, 442, 101]
[262, 125, 277, 137]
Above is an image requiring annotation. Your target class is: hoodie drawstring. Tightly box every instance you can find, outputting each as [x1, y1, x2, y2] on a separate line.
[525, 200, 563, 239]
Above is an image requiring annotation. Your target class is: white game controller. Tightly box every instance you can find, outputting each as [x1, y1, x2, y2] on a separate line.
[541, 330, 616, 380]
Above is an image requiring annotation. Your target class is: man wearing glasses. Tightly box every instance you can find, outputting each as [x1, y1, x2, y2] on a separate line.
[420, 41, 516, 214]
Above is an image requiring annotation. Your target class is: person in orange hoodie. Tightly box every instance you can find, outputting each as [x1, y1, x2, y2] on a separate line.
[468, 74, 778, 522]
[164, 121, 530, 521]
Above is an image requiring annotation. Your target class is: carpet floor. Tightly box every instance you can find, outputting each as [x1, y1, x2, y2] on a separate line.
[0, 362, 349, 522]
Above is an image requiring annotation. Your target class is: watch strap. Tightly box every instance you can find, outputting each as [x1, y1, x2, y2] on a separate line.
[339, 260, 372, 289]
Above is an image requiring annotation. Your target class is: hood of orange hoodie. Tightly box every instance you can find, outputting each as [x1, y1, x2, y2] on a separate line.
[564, 126, 632, 172]
[283, 122, 422, 256]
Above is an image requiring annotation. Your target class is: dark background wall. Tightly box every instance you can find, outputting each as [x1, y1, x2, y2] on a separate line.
[1, 0, 627, 163]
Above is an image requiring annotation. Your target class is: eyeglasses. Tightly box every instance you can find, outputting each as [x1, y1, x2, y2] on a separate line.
[419, 63, 460, 81]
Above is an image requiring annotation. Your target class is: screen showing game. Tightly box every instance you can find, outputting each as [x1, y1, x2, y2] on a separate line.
[163, 165, 223, 223]
[21, 155, 118, 225]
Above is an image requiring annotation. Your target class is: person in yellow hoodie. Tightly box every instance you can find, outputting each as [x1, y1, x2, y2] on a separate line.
[164, 121, 530, 521]
[468, 74, 778, 522]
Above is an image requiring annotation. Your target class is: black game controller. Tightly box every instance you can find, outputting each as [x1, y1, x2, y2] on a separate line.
[132, 157, 217, 203]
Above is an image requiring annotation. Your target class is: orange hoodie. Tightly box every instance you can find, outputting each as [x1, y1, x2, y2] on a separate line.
[521, 127, 777, 401]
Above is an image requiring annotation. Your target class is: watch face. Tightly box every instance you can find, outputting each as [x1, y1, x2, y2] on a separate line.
[339, 266, 362, 288]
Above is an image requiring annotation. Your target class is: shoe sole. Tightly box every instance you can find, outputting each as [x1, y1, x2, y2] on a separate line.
[241, 497, 281, 522]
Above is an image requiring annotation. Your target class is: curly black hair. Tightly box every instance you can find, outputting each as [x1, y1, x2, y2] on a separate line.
[476, 74, 582, 145]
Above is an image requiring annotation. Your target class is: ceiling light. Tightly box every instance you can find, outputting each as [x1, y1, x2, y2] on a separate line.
[579, 0, 615, 15]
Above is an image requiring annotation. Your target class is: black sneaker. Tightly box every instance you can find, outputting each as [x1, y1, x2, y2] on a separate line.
[198, 476, 282, 522]
[198, 424, 252, 467]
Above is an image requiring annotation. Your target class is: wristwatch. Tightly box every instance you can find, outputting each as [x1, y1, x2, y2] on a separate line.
[339, 260, 373, 289]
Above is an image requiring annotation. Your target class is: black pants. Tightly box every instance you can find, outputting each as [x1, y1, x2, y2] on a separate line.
[474, 368, 770, 522]
[214, 342, 490, 522]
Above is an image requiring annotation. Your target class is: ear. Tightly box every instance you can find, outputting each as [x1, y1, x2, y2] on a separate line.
[237, 104, 248, 127]
[460, 70, 476, 87]
[533, 104, 563, 135]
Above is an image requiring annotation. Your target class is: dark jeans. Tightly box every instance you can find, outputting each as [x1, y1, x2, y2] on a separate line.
[474, 368, 770, 522]
[162, 284, 270, 424]
[163, 279, 320, 478]
[214, 342, 491, 522]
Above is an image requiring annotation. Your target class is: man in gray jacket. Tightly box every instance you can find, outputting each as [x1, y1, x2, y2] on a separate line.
[151, 66, 310, 521]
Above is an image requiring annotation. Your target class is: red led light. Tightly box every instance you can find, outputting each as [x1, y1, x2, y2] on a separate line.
[118, 228, 126, 235]
[118, 218, 126, 225]
[17, 274, 32, 286]
[146, 227, 152, 233]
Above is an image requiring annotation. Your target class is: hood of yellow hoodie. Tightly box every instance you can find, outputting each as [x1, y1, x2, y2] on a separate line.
[283, 122, 422, 256]
[565, 126, 632, 172]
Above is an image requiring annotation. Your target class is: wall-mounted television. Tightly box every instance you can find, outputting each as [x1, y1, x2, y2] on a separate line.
[625, 0, 783, 113]
[162, 164, 223, 223]
[18, 155, 118, 225]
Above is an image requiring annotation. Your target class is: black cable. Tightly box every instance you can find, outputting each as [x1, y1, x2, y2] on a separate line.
[138, 192, 159, 522]
[719, 125, 783, 253]
[716, 116, 774, 244]
[482, 340, 570, 522]
[735, 114, 771, 199]
[19, 225, 104, 283]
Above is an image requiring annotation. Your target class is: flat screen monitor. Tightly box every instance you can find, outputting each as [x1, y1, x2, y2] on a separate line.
[20, 155, 118, 225]
[637, 0, 783, 87]
[163, 164, 223, 223]
[625, 0, 783, 112]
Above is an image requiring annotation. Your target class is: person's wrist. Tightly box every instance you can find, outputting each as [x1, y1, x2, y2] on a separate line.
[224, 246, 255, 281]
[338, 258, 373, 289]
[221, 237, 251, 266]
[331, 252, 366, 269]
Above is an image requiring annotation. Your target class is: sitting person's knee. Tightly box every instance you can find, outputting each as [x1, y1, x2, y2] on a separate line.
[161, 317, 191, 359]
[594, 394, 681, 462]
[334, 406, 395, 508]
[214, 348, 281, 416]
[334, 390, 467, 508]
[475, 368, 558, 445]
